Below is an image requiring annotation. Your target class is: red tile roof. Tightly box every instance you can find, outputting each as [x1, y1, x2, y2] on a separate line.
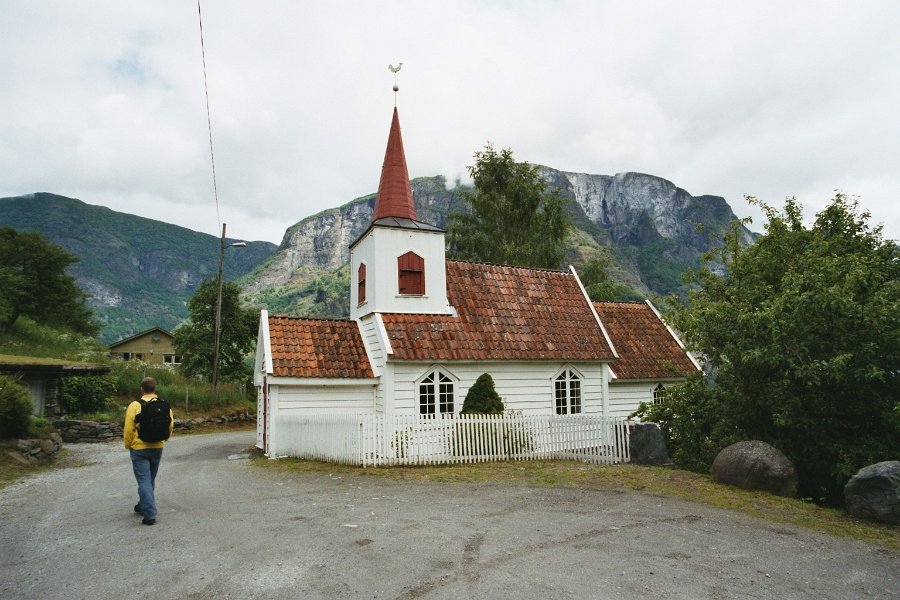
[381, 260, 616, 361]
[593, 302, 698, 380]
[373, 107, 417, 221]
[267, 315, 374, 379]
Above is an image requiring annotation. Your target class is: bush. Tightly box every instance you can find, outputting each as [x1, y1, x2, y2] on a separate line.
[108, 360, 180, 399]
[0, 374, 33, 439]
[461, 373, 504, 415]
[62, 375, 116, 415]
[107, 360, 250, 412]
[28, 416, 53, 437]
[630, 373, 738, 474]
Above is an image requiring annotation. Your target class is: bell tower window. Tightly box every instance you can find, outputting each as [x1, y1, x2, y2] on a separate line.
[357, 263, 367, 304]
[398, 251, 425, 295]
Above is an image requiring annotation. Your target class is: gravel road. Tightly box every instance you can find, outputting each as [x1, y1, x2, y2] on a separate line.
[0, 431, 896, 599]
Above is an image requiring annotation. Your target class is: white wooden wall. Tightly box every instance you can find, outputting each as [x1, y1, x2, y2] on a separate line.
[390, 362, 608, 416]
[608, 382, 655, 419]
[273, 384, 377, 415]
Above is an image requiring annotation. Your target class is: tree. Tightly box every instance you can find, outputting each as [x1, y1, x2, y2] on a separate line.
[448, 144, 569, 269]
[173, 279, 258, 383]
[578, 252, 643, 301]
[461, 373, 505, 415]
[0, 227, 97, 336]
[638, 194, 900, 504]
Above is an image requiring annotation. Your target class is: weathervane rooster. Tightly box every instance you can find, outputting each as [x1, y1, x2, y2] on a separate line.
[389, 62, 403, 96]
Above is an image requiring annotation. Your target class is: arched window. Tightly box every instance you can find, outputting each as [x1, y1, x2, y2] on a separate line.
[419, 370, 454, 415]
[398, 251, 425, 295]
[653, 384, 666, 405]
[357, 263, 367, 304]
[554, 369, 582, 414]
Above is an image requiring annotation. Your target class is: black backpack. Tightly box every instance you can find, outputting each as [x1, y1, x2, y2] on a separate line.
[135, 398, 172, 443]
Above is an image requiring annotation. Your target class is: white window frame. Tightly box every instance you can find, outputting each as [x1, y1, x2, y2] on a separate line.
[653, 383, 666, 405]
[416, 367, 457, 416]
[553, 367, 583, 415]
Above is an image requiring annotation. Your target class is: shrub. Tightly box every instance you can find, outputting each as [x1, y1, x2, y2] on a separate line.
[630, 373, 738, 473]
[29, 416, 53, 437]
[461, 373, 504, 415]
[0, 374, 33, 439]
[107, 360, 250, 412]
[62, 375, 116, 415]
[108, 360, 180, 399]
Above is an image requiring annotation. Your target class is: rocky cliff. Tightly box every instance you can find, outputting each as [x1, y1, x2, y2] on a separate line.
[242, 169, 753, 318]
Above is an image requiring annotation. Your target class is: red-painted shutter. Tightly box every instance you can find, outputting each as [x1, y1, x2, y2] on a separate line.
[397, 252, 424, 295]
[357, 263, 366, 304]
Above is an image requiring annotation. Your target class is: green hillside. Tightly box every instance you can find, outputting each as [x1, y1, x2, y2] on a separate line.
[0, 193, 276, 343]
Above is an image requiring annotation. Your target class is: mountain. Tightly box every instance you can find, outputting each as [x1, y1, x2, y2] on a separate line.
[0, 193, 277, 343]
[241, 169, 754, 318]
[1, 170, 753, 341]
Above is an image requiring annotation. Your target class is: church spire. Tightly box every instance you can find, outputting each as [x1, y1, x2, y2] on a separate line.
[373, 107, 417, 221]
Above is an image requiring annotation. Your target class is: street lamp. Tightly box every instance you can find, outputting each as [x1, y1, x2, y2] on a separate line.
[212, 222, 246, 398]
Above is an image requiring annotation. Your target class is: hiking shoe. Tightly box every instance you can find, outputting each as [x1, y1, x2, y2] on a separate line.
[134, 504, 142, 514]
[142, 518, 156, 526]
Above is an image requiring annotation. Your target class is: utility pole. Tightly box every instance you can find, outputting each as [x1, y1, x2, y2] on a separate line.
[212, 223, 245, 399]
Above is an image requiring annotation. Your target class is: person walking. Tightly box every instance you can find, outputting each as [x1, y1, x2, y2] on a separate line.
[123, 376, 173, 526]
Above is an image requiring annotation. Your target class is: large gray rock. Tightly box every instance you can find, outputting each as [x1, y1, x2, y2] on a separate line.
[844, 461, 900, 525]
[711, 440, 798, 497]
[629, 422, 670, 465]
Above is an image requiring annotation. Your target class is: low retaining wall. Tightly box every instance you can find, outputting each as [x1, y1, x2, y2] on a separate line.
[54, 409, 256, 444]
[7, 433, 64, 465]
[54, 420, 122, 443]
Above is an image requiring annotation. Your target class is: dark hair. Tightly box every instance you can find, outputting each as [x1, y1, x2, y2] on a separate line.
[140, 377, 157, 394]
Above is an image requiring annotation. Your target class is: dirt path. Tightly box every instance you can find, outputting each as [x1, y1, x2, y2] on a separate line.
[0, 431, 895, 599]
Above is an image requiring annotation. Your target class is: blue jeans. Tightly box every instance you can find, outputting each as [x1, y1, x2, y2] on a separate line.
[130, 448, 163, 520]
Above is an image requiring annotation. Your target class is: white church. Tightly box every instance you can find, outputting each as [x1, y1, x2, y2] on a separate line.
[254, 104, 699, 457]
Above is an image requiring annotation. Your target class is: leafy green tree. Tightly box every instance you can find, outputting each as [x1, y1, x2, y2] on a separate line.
[461, 373, 505, 415]
[641, 194, 900, 504]
[448, 144, 569, 269]
[578, 252, 643, 301]
[0, 227, 97, 336]
[173, 279, 258, 383]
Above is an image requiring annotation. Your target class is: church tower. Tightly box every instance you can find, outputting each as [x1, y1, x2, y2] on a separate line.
[349, 106, 452, 321]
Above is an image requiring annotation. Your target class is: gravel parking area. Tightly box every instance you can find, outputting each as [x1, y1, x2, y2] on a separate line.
[1, 431, 896, 599]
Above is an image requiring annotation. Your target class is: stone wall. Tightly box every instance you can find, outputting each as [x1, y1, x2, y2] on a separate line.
[53, 409, 256, 443]
[54, 419, 122, 443]
[8, 434, 63, 465]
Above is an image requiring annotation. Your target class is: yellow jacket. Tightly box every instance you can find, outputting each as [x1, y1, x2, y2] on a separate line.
[123, 394, 174, 450]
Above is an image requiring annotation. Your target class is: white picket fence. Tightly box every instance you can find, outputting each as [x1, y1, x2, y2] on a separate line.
[270, 413, 630, 467]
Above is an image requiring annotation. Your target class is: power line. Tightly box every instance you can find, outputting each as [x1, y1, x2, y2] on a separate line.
[197, 0, 221, 230]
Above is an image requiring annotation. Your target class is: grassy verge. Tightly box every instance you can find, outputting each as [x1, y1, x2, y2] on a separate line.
[252, 455, 899, 550]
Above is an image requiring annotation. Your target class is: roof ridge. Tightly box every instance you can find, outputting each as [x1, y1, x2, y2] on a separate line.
[594, 300, 648, 306]
[269, 315, 354, 323]
[446, 258, 569, 274]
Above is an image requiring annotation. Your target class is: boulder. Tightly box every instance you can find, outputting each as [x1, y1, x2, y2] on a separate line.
[844, 461, 900, 525]
[711, 440, 798, 497]
[629, 422, 670, 465]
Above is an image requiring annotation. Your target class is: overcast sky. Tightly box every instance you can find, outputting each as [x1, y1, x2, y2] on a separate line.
[2, 1, 898, 244]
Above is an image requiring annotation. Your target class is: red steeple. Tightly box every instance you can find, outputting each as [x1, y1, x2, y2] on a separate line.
[373, 107, 417, 221]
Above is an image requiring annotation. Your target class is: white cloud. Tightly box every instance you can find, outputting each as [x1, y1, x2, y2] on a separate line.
[1, 0, 897, 243]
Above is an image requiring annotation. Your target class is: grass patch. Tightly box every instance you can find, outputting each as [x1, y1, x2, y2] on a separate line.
[252, 455, 899, 550]
[0, 318, 109, 363]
